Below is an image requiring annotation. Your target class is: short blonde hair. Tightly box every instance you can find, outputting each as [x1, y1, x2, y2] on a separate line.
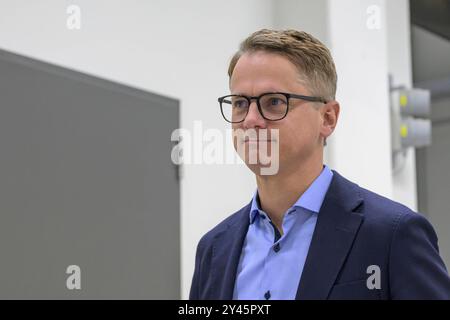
[228, 29, 337, 102]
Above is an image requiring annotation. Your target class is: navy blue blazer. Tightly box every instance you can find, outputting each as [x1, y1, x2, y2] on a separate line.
[190, 170, 450, 299]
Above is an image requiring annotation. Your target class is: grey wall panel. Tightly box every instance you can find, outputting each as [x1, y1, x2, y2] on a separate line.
[0, 49, 180, 299]
[412, 25, 450, 271]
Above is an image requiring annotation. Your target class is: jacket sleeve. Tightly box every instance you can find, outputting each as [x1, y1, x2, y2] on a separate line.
[389, 211, 450, 299]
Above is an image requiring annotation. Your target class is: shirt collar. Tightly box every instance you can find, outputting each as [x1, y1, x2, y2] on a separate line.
[249, 164, 334, 224]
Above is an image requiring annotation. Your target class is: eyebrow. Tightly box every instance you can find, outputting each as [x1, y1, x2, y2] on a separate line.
[231, 90, 285, 96]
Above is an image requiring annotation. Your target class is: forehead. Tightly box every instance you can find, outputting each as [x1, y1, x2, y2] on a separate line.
[230, 51, 305, 94]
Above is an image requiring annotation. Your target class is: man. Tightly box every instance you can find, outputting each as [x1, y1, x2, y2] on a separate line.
[189, 29, 450, 299]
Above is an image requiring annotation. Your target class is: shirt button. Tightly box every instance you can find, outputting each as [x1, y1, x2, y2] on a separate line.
[260, 215, 266, 219]
[264, 290, 271, 300]
[273, 243, 280, 252]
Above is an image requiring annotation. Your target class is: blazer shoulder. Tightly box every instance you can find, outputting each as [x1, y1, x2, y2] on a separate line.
[357, 184, 419, 219]
[331, 170, 419, 226]
[354, 182, 429, 236]
[333, 171, 438, 250]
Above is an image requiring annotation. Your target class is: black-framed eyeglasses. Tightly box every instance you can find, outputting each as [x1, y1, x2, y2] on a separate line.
[218, 92, 328, 123]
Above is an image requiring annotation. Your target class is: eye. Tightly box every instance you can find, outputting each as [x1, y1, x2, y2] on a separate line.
[232, 98, 248, 109]
[269, 98, 283, 106]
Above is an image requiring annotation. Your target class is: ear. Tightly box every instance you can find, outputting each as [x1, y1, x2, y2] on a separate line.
[320, 101, 340, 140]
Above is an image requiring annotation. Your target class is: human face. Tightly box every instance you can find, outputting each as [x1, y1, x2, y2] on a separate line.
[230, 51, 330, 176]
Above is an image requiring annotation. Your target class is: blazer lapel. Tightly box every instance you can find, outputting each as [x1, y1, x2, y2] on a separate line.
[296, 170, 364, 300]
[211, 202, 251, 299]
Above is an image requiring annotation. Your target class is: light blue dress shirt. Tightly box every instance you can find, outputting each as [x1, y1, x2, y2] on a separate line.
[232, 165, 333, 300]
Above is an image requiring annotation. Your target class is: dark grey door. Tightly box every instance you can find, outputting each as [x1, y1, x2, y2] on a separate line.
[0, 49, 180, 299]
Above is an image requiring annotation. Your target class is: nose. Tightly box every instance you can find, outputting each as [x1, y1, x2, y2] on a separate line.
[242, 100, 267, 129]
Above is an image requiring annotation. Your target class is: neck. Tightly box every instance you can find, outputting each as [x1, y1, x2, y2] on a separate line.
[255, 152, 323, 233]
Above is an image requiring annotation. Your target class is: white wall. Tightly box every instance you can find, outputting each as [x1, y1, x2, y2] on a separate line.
[0, 0, 419, 298]
[327, 0, 393, 197]
[273, 0, 329, 45]
[386, 0, 417, 211]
